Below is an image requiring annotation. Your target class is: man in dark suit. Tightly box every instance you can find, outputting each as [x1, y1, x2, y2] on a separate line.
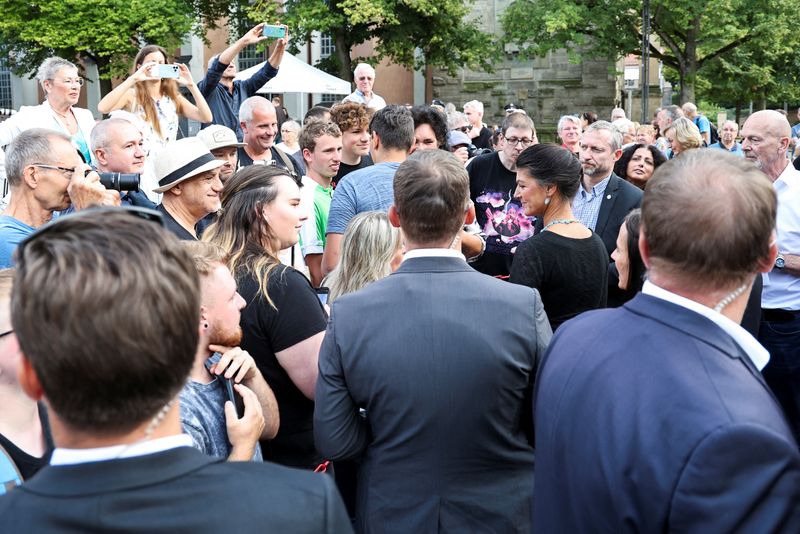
[574, 120, 642, 304]
[0, 208, 351, 533]
[315, 150, 552, 533]
[534, 151, 800, 531]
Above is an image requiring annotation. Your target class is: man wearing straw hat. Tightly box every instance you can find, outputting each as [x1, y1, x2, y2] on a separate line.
[154, 137, 225, 240]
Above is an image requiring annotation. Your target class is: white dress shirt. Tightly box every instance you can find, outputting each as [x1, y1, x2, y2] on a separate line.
[762, 162, 800, 309]
[50, 434, 193, 466]
[402, 248, 466, 262]
[643, 280, 769, 370]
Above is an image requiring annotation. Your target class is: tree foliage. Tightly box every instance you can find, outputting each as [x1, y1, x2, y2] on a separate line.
[0, 0, 237, 94]
[501, 0, 796, 104]
[249, 0, 497, 81]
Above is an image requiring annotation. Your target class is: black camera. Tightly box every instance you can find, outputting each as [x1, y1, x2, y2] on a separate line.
[94, 171, 141, 192]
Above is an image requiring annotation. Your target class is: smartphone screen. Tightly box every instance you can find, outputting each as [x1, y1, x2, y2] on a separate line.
[316, 287, 329, 305]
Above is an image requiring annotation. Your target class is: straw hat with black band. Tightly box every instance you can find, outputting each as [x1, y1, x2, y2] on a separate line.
[153, 138, 226, 194]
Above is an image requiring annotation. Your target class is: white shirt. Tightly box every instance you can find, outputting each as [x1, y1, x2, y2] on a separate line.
[403, 248, 465, 262]
[642, 280, 769, 371]
[50, 434, 193, 466]
[762, 162, 800, 309]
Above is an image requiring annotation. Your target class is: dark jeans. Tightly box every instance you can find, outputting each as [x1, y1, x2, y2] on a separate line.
[759, 309, 800, 442]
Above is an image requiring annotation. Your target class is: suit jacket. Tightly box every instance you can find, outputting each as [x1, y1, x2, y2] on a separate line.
[595, 172, 643, 256]
[315, 255, 551, 534]
[0, 446, 352, 533]
[533, 294, 800, 532]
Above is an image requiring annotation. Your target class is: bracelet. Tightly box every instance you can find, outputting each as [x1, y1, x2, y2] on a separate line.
[467, 234, 486, 263]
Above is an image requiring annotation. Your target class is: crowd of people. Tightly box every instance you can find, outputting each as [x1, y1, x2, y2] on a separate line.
[0, 24, 799, 533]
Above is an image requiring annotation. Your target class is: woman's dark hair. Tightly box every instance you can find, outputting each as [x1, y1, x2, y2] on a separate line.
[613, 143, 667, 182]
[622, 209, 646, 298]
[515, 143, 582, 200]
[581, 111, 598, 125]
[410, 105, 448, 149]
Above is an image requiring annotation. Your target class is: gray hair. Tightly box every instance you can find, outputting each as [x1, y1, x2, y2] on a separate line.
[661, 105, 684, 124]
[239, 96, 275, 124]
[557, 115, 582, 133]
[354, 63, 375, 79]
[37, 57, 78, 91]
[447, 111, 469, 130]
[586, 121, 623, 152]
[6, 128, 71, 188]
[464, 100, 484, 114]
[324, 211, 400, 303]
[90, 118, 137, 152]
[281, 120, 300, 134]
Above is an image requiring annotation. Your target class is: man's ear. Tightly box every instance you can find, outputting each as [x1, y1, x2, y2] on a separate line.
[388, 205, 401, 228]
[23, 165, 39, 189]
[94, 148, 108, 167]
[758, 234, 780, 273]
[638, 226, 650, 268]
[17, 355, 44, 402]
[372, 131, 382, 152]
[464, 201, 476, 225]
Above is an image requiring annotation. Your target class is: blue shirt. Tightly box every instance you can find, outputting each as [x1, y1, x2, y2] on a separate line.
[708, 142, 744, 156]
[791, 124, 800, 139]
[199, 59, 279, 141]
[0, 215, 35, 268]
[693, 115, 710, 134]
[326, 161, 400, 234]
[572, 175, 611, 231]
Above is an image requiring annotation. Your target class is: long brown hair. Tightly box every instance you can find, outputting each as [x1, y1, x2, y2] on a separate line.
[131, 45, 182, 140]
[203, 165, 297, 308]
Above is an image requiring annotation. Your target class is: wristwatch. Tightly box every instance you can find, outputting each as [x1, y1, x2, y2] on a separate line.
[776, 253, 786, 269]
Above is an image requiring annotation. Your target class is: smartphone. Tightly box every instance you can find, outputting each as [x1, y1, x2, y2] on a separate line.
[262, 24, 286, 39]
[204, 353, 245, 418]
[152, 64, 180, 79]
[315, 287, 330, 306]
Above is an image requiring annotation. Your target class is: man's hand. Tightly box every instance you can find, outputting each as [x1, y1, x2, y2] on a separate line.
[239, 23, 269, 47]
[209, 345, 257, 383]
[267, 24, 289, 68]
[225, 383, 266, 461]
[452, 146, 470, 165]
[68, 164, 119, 210]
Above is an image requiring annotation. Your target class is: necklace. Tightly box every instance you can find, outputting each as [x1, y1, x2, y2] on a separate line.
[52, 107, 72, 120]
[542, 218, 579, 232]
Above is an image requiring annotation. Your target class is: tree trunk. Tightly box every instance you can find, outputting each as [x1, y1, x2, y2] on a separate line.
[680, 21, 698, 104]
[93, 56, 114, 103]
[332, 28, 352, 83]
[735, 101, 742, 124]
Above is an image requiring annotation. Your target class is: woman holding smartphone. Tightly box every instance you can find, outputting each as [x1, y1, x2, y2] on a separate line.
[98, 45, 212, 200]
[204, 165, 328, 470]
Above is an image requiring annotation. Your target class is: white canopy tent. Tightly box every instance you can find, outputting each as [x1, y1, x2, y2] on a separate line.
[235, 54, 351, 95]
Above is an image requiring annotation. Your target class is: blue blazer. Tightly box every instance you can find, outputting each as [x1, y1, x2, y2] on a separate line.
[533, 293, 800, 532]
[315, 256, 552, 533]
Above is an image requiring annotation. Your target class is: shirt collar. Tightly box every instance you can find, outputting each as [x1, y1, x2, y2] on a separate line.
[775, 161, 800, 191]
[50, 434, 193, 466]
[403, 248, 465, 262]
[580, 174, 611, 198]
[642, 280, 769, 370]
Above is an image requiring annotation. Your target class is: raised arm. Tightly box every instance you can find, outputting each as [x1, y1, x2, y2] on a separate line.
[97, 62, 156, 114]
[175, 64, 213, 123]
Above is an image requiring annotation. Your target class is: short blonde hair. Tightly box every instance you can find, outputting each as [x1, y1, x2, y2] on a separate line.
[664, 117, 703, 151]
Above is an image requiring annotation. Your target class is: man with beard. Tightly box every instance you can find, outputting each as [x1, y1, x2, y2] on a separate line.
[199, 23, 288, 141]
[573, 121, 642, 305]
[180, 241, 280, 461]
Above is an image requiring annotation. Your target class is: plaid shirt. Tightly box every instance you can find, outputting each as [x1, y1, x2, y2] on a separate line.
[572, 174, 611, 231]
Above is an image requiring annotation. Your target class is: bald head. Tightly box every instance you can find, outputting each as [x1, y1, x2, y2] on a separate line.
[741, 110, 791, 180]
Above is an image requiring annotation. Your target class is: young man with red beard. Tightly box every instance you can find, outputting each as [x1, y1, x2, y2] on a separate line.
[180, 241, 280, 461]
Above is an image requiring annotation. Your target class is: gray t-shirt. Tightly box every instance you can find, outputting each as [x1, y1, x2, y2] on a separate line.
[326, 161, 400, 235]
[180, 377, 263, 461]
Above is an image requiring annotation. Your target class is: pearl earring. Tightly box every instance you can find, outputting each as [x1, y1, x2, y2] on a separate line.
[544, 197, 551, 206]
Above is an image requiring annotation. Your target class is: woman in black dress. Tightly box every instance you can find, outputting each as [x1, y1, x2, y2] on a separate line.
[509, 144, 609, 330]
[204, 165, 328, 470]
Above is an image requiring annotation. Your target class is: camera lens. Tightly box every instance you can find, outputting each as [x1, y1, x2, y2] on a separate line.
[97, 172, 141, 192]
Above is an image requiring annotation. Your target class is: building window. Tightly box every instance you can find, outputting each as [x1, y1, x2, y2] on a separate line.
[320, 34, 334, 59]
[0, 58, 12, 111]
[239, 44, 266, 70]
[318, 93, 338, 104]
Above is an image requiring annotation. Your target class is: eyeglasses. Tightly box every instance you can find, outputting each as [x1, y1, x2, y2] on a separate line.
[504, 137, 534, 147]
[54, 77, 84, 86]
[32, 164, 76, 178]
[0, 329, 13, 339]
[453, 125, 473, 133]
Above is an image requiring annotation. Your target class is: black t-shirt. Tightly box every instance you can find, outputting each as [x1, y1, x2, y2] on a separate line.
[237, 264, 328, 469]
[237, 146, 302, 175]
[333, 154, 373, 189]
[509, 230, 608, 330]
[467, 152, 536, 277]
[0, 403, 54, 480]
[472, 126, 493, 149]
[156, 204, 197, 241]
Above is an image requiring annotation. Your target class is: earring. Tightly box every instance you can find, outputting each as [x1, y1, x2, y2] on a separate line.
[203, 323, 209, 329]
[544, 197, 551, 206]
